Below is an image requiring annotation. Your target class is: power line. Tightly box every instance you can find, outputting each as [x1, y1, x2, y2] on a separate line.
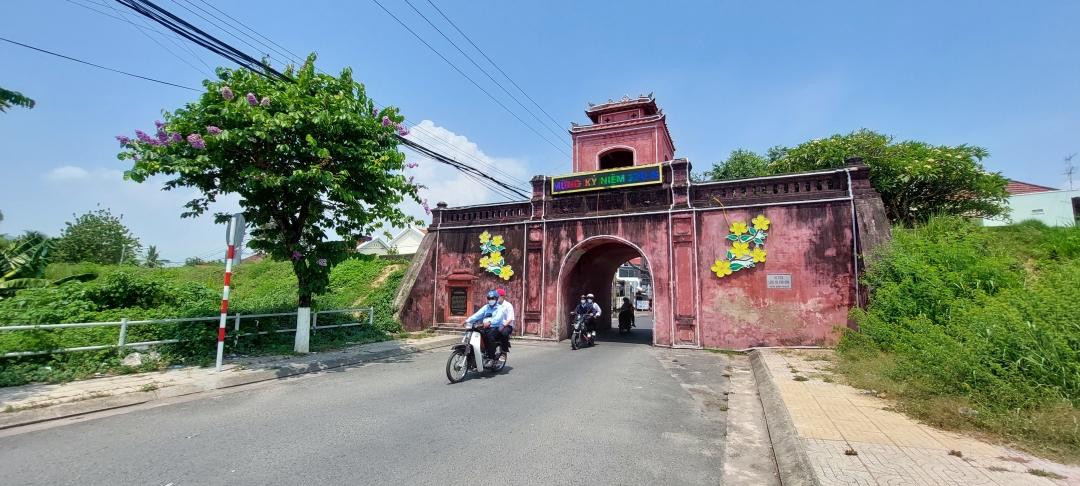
[196, 0, 306, 67]
[89, 0, 216, 76]
[169, 0, 288, 68]
[425, 0, 566, 135]
[0, 37, 200, 90]
[371, 0, 571, 159]
[398, 136, 529, 199]
[402, 0, 570, 148]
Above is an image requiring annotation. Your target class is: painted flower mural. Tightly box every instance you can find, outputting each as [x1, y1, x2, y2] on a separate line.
[712, 215, 771, 278]
[478, 231, 514, 281]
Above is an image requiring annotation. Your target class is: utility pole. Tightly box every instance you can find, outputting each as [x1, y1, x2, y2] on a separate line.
[1066, 153, 1077, 190]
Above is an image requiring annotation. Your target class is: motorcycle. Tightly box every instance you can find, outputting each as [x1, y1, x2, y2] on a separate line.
[618, 308, 634, 333]
[446, 322, 506, 383]
[570, 313, 595, 350]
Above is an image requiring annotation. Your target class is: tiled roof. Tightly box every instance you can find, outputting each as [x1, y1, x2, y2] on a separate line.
[1006, 181, 1057, 195]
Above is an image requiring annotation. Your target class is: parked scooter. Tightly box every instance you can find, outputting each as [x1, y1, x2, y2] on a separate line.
[446, 322, 506, 383]
[570, 314, 595, 350]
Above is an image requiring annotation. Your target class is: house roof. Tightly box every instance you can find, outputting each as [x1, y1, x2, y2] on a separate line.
[1006, 181, 1058, 195]
[357, 238, 390, 250]
[389, 227, 426, 246]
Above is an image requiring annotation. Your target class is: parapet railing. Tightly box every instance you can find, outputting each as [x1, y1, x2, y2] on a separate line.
[437, 201, 532, 227]
[690, 170, 850, 208]
[0, 307, 374, 358]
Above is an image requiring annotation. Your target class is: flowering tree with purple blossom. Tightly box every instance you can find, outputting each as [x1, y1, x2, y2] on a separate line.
[119, 54, 422, 310]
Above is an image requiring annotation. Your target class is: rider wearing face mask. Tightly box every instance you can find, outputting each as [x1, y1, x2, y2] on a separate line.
[465, 290, 506, 368]
[570, 293, 602, 337]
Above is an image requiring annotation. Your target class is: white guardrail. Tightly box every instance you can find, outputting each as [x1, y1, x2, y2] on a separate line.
[0, 308, 374, 358]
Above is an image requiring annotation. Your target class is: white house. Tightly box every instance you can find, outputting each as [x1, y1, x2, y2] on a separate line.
[355, 227, 428, 256]
[356, 238, 392, 255]
[388, 227, 427, 255]
[983, 181, 1080, 227]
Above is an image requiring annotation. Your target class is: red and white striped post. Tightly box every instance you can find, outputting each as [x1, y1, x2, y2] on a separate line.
[215, 244, 235, 372]
[216, 214, 245, 373]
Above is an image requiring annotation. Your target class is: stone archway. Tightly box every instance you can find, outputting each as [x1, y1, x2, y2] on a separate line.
[556, 236, 654, 343]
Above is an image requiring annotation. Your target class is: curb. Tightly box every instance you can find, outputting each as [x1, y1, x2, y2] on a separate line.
[749, 349, 820, 486]
[0, 337, 457, 430]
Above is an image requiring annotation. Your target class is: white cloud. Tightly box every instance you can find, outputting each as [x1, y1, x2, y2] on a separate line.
[400, 120, 531, 226]
[44, 166, 90, 181]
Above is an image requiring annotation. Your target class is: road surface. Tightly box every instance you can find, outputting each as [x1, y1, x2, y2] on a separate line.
[0, 317, 741, 485]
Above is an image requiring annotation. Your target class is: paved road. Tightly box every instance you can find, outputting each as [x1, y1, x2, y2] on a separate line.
[0, 319, 737, 485]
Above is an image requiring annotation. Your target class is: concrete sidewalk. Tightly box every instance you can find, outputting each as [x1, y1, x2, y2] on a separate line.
[752, 348, 1080, 486]
[0, 334, 458, 429]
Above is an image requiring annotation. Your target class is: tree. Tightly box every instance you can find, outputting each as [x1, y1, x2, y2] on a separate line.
[0, 86, 35, 113]
[142, 245, 167, 268]
[1, 232, 95, 298]
[119, 54, 422, 310]
[54, 206, 142, 265]
[769, 129, 1009, 225]
[696, 146, 788, 182]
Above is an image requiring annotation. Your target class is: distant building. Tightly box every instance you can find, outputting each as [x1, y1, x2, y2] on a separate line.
[356, 227, 428, 256]
[983, 181, 1080, 227]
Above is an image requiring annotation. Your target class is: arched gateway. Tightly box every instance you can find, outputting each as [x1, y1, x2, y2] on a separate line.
[394, 94, 891, 348]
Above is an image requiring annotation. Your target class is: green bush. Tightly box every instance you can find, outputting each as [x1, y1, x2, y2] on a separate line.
[841, 216, 1080, 457]
[0, 257, 407, 385]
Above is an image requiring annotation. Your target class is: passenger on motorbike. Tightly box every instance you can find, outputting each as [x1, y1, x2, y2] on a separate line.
[464, 290, 506, 368]
[570, 293, 602, 337]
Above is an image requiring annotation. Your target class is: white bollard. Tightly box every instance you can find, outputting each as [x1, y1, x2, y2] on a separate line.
[294, 307, 311, 353]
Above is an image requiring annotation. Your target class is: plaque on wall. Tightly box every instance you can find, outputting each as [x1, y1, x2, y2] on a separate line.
[449, 287, 469, 316]
[766, 274, 792, 289]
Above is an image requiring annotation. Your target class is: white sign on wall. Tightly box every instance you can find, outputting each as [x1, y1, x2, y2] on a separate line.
[766, 274, 792, 289]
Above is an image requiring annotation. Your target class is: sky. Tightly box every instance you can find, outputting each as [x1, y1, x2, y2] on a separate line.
[2, 0, 1078, 263]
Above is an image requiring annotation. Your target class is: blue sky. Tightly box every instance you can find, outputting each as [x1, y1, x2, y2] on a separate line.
[2, 0, 1078, 262]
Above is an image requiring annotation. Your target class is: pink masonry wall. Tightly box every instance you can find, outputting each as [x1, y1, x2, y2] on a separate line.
[572, 119, 675, 172]
[695, 203, 856, 349]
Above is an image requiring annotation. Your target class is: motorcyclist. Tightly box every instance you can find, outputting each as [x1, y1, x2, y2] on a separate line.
[464, 290, 506, 369]
[495, 288, 514, 355]
[570, 293, 602, 338]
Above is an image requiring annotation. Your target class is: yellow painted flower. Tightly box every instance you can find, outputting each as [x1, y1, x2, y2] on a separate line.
[731, 241, 750, 259]
[752, 215, 771, 231]
[491, 235, 504, 247]
[730, 221, 748, 236]
[479, 231, 491, 244]
[489, 251, 502, 262]
[711, 259, 732, 277]
[751, 247, 767, 263]
[479, 256, 491, 268]
[499, 265, 515, 280]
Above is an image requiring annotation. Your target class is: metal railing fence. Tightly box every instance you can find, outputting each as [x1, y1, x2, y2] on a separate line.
[0, 308, 375, 358]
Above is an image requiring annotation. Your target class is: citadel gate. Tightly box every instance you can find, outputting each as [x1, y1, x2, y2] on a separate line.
[395, 95, 890, 348]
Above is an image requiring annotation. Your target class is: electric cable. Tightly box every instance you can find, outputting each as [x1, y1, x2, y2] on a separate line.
[371, 0, 571, 159]
[90, 0, 216, 76]
[0, 37, 200, 90]
[403, 0, 570, 148]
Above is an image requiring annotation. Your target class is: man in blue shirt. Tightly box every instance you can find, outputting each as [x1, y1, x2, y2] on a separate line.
[465, 290, 506, 368]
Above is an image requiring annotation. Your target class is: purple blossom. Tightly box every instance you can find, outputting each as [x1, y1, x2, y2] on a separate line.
[361, 236, 373, 242]
[291, 251, 302, 260]
[260, 96, 270, 107]
[207, 126, 222, 135]
[316, 259, 327, 267]
[372, 107, 379, 117]
[246, 93, 258, 106]
[221, 86, 234, 100]
[171, 132, 183, 144]
[133, 155, 140, 161]
[421, 199, 431, 216]
[135, 130, 154, 144]
[397, 127, 410, 136]
[405, 162, 419, 169]
[408, 176, 415, 184]
[155, 120, 165, 128]
[156, 129, 169, 143]
[116, 135, 132, 146]
[381, 116, 392, 127]
[187, 133, 206, 150]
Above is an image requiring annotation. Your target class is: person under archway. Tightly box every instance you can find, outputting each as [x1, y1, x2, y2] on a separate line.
[618, 297, 636, 330]
[570, 294, 601, 337]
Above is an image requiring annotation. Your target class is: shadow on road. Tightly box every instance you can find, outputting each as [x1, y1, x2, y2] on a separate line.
[595, 312, 654, 346]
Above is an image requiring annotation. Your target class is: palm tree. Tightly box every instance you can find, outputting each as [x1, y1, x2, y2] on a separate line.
[0, 87, 35, 113]
[1, 232, 95, 298]
[142, 245, 168, 268]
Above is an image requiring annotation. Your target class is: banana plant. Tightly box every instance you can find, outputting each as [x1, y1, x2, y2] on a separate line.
[0, 233, 95, 298]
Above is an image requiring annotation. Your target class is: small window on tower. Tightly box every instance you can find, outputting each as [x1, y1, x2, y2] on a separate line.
[599, 149, 634, 170]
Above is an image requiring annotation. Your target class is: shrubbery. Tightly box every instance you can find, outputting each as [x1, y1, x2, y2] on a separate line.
[839, 217, 1080, 458]
[0, 257, 408, 386]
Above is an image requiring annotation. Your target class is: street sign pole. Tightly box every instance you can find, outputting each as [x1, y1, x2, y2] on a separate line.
[216, 213, 245, 373]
